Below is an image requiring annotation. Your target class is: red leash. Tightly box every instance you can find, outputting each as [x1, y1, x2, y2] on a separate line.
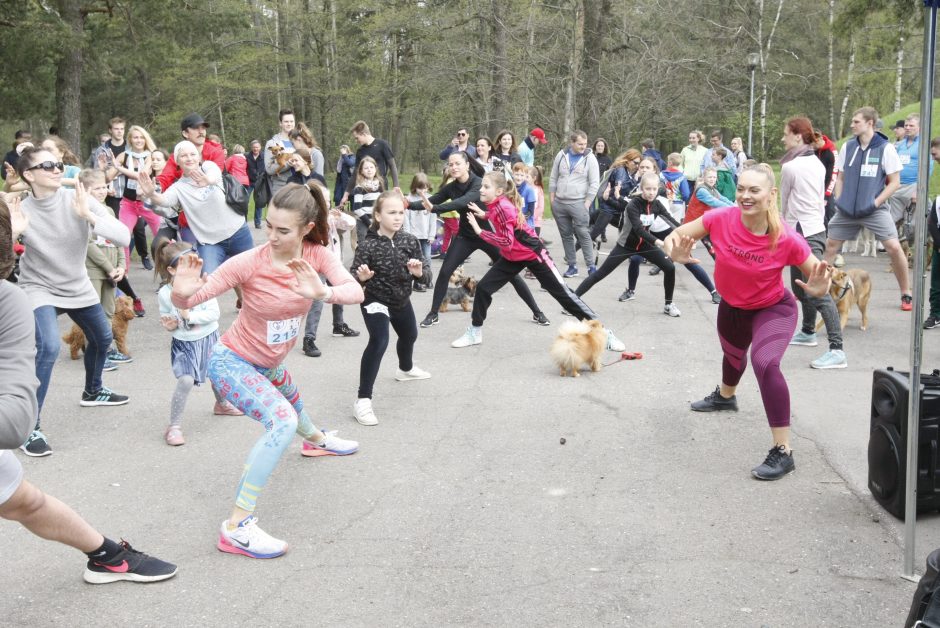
[603, 351, 643, 367]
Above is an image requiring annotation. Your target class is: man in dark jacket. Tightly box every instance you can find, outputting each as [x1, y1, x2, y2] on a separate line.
[246, 139, 265, 228]
[1, 130, 30, 179]
[641, 138, 667, 171]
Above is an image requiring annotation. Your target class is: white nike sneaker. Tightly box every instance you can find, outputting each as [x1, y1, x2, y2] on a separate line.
[217, 516, 287, 559]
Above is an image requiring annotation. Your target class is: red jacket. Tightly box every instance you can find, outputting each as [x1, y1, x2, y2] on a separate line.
[225, 154, 249, 186]
[156, 140, 226, 192]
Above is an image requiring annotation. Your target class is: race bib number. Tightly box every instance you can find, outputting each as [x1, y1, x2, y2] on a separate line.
[860, 164, 878, 178]
[640, 213, 654, 227]
[266, 317, 300, 345]
[900, 154, 911, 165]
[364, 302, 390, 317]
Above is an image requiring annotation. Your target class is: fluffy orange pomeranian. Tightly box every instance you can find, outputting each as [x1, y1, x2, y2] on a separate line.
[550, 319, 607, 377]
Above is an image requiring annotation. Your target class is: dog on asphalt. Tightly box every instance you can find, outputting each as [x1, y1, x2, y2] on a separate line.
[63, 295, 136, 359]
[439, 275, 477, 313]
[550, 319, 607, 377]
[815, 268, 872, 331]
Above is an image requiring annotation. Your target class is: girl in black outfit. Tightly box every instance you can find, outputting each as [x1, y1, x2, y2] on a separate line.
[351, 191, 432, 426]
[576, 173, 682, 317]
[592, 138, 612, 176]
[409, 151, 547, 328]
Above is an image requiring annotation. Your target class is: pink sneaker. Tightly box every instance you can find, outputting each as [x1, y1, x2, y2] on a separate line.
[164, 425, 185, 446]
[213, 401, 244, 416]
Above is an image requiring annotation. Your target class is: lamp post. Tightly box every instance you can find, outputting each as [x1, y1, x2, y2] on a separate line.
[747, 52, 760, 158]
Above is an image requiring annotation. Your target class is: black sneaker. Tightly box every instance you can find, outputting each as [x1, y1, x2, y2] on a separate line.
[690, 386, 738, 412]
[80, 387, 130, 407]
[711, 291, 722, 305]
[302, 335, 321, 357]
[419, 313, 439, 328]
[648, 266, 661, 276]
[83, 540, 178, 584]
[925, 315, 940, 330]
[618, 289, 635, 302]
[413, 282, 426, 293]
[141, 257, 154, 271]
[751, 445, 795, 480]
[332, 323, 360, 338]
[20, 430, 52, 457]
[532, 312, 550, 326]
[107, 349, 133, 363]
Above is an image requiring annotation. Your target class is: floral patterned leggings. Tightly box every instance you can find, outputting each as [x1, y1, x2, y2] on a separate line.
[208, 344, 320, 512]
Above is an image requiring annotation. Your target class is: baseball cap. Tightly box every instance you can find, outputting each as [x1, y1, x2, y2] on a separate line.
[530, 128, 548, 144]
[893, 119, 906, 129]
[180, 113, 209, 130]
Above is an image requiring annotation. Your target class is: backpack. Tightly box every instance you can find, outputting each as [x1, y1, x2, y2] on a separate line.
[252, 172, 272, 211]
[905, 547, 940, 627]
[222, 171, 249, 216]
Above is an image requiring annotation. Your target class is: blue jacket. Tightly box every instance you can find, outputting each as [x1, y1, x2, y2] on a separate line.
[836, 131, 891, 218]
[643, 148, 666, 171]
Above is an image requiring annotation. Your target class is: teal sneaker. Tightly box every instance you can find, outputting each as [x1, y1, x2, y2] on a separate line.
[790, 331, 818, 347]
[810, 349, 847, 370]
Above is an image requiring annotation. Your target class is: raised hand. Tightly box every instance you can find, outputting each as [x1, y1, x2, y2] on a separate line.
[170, 253, 207, 299]
[7, 194, 28, 238]
[419, 190, 433, 212]
[795, 259, 833, 298]
[355, 263, 375, 282]
[406, 258, 424, 277]
[286, 258, 328, 299]
[466, 202, 485, 217]
[189, 167, 208, 187]
[668, 234, 700, 265]
[3, 162, 17, 182]
[137, 171, 156, 197]
[72, 181, 94, 223]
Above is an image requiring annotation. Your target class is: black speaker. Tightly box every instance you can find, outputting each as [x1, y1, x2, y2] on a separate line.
[868, 367, 940, 519]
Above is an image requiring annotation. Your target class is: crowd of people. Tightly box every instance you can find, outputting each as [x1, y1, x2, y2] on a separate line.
[0, 103, 930, 579]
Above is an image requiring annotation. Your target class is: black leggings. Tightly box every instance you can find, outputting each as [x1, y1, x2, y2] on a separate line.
[576, 243, 675, 302]
[427, 234, 541, 316]
[358, 300, 418, 399]
[590, 210, 621, 241]
[472, 249, 596, 326]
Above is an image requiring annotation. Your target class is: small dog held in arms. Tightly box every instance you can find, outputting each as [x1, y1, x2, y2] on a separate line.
[63, 296, 136, 359]
[550, 319, 607, 377]
[815, 268, 872, 331]
[268, 144, 294, 174]
[439, 275, 477, 313]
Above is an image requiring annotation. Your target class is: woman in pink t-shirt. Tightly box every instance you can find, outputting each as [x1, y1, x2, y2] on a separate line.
[172, 183, 364, 559]
[665, 165, 831, 481]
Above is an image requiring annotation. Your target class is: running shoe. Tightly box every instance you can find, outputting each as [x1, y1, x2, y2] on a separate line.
[710, 291, 721, 305]
[107, 349, 133, 363]
[833, 254, 845, 268]
[354, 398, 378, 426]
[451, 326, 482, 348]
[751, 445, 795, 481]
[132, 298, 146, 317]
[80, 387, 129, 407]
[524, 270, 536, 280]
[925, 315, 940, 330]
[901, 294, 913, 311]
[20, 430, 52, 457]
[419, 313, 439, 328]
[102, 359, 118, 372]
[562, 265, 579, 278]
[790, 331, 818, 347]
[332, 323, 360, 337]
[301, 430, 359, 456]
[605, 329, 625, 352]
[84, 540, 178, 584]
[532, 312, 550, 326]
[217, 516, 288, 559]
[164, 425, 185, 446]
[395, 366, 431, 381]
[649, 266, 661, 276]
[587, 265, 597, 276]
[412, 283, 426, 293]
[810, 349, 847, 370]
[618, 289, 635, 302]
[691, 386, 738, 412]
[213, 400, 244, 416]
[141, 257, 154, 271]
[663, 303, 681, 317]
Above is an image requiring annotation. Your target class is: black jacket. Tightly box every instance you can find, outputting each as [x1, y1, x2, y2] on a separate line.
[351, 229, 430, 309]
[618, 196, 680, 250]
[246, 152, 265, 185]
[406, 174, 489, 239]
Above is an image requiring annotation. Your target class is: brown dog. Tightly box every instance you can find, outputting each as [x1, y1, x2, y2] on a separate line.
[268, 144, 293, 174]
[815, 268, 871, 331]
[439, 276, 477, 312]
[63, 296, 136, 359]
[550, 319, 607, 377]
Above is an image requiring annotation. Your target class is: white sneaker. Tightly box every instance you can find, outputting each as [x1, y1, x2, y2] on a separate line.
[605, 329, 625, 352]
[663, 303, 681, 317]
[354, 398, 378, 426]
[451, 326, 482, 348]
[217, 516, 287, 559]
[301, 430, 359, 456]
[395, 366, 431, 381]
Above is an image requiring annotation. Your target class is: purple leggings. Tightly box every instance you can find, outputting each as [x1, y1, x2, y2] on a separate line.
[716, 291, 797, 428]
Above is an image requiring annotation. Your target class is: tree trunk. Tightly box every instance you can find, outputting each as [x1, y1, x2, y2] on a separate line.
[522, 0, 536, 132]
[55, 0, 84, 151]
[828, 0, 836, 137]
[577, 0, 609, 135]
[490, 0, 508, 132]
[563, 0, 584, 134]
[838, 37, 857, 136]
[895, 31, 905, 113]
[757, 0, 784, 159]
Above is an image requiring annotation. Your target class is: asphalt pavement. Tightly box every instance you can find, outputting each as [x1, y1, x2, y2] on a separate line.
[3, 221, 939, 627]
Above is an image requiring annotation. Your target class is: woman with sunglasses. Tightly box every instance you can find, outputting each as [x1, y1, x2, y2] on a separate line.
[10, 146, 133, 457]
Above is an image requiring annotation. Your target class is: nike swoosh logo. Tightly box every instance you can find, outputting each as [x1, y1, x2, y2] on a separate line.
[97, 560, 130, 573]
[231, 537, 251, 548]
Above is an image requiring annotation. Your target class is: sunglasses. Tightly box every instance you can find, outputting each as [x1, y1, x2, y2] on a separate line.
[28, 161, 64, 173]
[457, 132, 467, 137]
